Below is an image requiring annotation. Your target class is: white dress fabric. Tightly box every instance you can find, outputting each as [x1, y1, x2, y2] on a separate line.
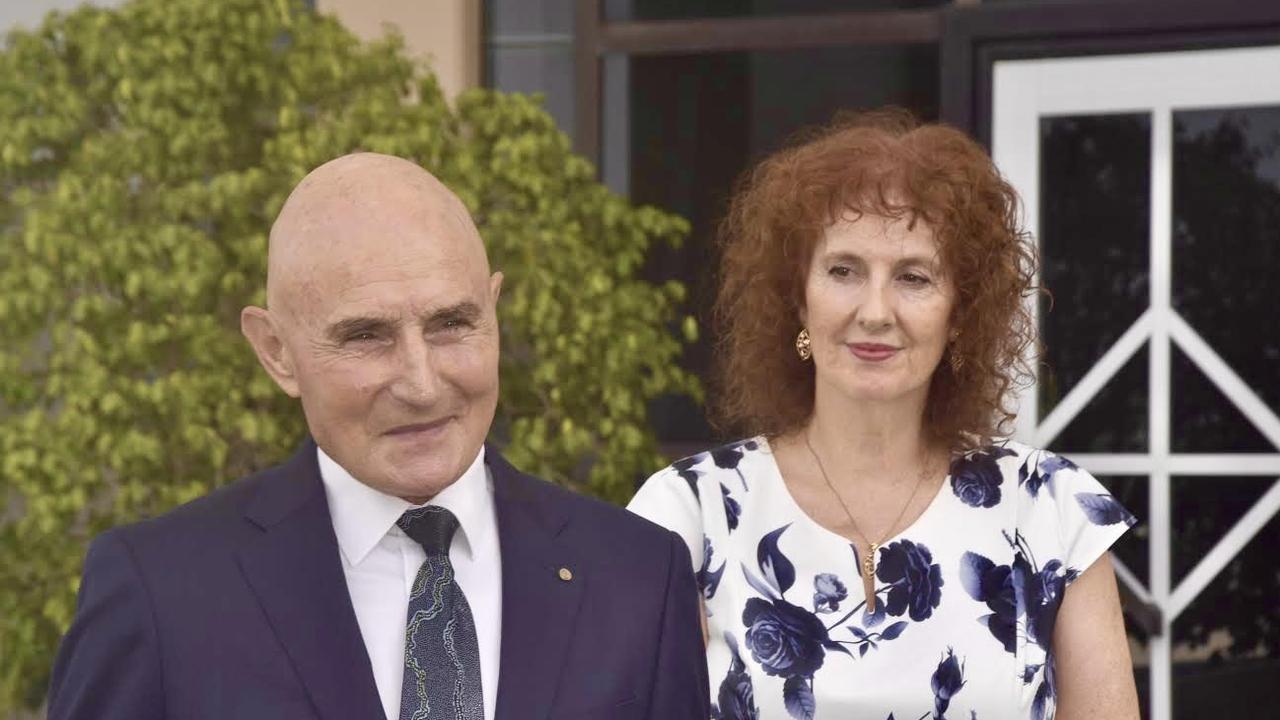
[628, 437, 1134, 720]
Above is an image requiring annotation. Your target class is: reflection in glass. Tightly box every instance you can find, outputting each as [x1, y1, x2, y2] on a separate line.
[487, 0, 572, 36]
[1039, 114, 1151, 423]
[1172, 105, 1280, 418]
[1052, 346, 1148, 453]
[488, 46, 576, 138]
[1170, 509, 1279, 719]
[1171, 346, 1272, 452]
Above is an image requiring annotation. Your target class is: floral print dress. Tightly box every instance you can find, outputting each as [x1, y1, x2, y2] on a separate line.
[627, 437, 1135, 720]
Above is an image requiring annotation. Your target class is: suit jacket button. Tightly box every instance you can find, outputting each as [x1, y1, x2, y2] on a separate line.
[558, 567, 573, 582]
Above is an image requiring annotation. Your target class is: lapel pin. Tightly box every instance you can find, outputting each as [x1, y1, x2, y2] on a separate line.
[557, 567, 573, 582]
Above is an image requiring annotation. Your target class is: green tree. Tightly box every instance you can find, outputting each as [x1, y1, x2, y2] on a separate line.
[0, 0, 700, 709]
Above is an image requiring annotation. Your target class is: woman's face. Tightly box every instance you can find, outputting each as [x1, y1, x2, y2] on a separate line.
[802, 212, 955, 409]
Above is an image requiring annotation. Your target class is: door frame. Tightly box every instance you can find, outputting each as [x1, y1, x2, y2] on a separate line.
[940, 0, 1280, 147]
[941, 4, 1280, 718]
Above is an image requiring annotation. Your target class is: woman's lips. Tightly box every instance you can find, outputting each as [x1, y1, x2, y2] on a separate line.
[848, 343, 899, 362]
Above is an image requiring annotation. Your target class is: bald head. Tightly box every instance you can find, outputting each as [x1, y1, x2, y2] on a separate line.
[267, 153, 489, 318]
[241, 152, 504, 503]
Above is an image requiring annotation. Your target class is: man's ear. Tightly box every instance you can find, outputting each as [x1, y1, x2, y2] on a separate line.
[240, 306, 301, 398]
[489, 271, 504, 305]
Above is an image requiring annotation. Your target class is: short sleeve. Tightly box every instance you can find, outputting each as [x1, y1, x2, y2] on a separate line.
[1046, 453, 1137, 579]
[627, 467, 704, 572]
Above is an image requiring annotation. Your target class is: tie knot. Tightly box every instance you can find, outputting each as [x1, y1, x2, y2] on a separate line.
[396, 506, 460, 555]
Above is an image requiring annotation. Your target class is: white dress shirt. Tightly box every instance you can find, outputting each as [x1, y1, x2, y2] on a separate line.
[318, 446, 501, 720]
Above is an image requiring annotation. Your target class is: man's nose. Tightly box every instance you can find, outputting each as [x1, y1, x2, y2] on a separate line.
[388, 335, 442, 406]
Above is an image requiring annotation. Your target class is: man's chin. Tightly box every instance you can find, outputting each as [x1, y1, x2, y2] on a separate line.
[373, 451, 466, 500]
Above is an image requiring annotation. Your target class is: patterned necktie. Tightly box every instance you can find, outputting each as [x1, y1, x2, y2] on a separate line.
[396, 506, 484, 720]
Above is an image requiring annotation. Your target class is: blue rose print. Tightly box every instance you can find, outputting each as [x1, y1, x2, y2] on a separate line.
[881, 648, 969, 720]
[674, 439, 759, 503]
[846, 620, 908, 658]
[877, 539, 944, 622]
[930, 647, 966, 720]
[711, 632, 759, 720]
[742, 596, 831, 676]
[740, 525, 854, 718]
[722, 483, 743, 531]
[699, 536, 726, 603]
[712, 439, 759, 492]
[950, 447, 1015, 508]
[1076, 492, 1137, 527]
[741, 528, 839, 678]
[958, 551, 1016, 653]
[813, 573, 847, 614]
[1019, 450, 1077, 499]
[673, 455, 703, 503]
[815, 542, 932, 657]
[671, 440, 762, 531]
[960, 531, 1080, 720]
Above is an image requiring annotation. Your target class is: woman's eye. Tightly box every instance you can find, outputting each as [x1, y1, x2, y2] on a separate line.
[901, 272, 931, 285]
[829, 266, 852, 278]
[347, 332, 377, 342]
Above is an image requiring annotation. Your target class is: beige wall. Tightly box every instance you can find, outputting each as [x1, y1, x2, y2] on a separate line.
[1, 0, 126, 33]
[317, 0, 481, 102]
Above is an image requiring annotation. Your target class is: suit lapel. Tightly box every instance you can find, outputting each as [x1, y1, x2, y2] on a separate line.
[236, 441, 386, 720]
[490, 451, 585, 720]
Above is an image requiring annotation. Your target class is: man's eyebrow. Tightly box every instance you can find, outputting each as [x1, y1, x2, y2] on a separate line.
[325, 315, 396, 341]
[426, 302, 483, 324]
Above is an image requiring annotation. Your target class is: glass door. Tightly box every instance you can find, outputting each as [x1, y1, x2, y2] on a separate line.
[992, 45, 1280, 720]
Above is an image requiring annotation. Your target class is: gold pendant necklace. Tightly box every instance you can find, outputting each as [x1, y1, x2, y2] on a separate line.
[804, 432, 931, 614]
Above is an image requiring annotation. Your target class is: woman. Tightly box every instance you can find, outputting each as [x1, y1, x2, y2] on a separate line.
[628, 111, 1140, 720]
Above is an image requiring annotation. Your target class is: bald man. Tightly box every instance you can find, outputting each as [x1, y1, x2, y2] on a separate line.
[48, 154, 710, 720]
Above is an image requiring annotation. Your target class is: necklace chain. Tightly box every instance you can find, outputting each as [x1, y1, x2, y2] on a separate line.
[802, 430, 934, 613]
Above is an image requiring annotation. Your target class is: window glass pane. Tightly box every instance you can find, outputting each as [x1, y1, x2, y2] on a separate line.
[1170, 505, 1279, 718]
[1172, 345, 1272, 452]
[1038, 113, 1151, 424]
[1172, 105, 1280, 421]
[1052, 346, 1148, 453]
[487, 0, 572, 36]
[487, 46, 575, 138]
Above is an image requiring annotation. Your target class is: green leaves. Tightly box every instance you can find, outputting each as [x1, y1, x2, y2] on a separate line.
[0, 0, 698, 709]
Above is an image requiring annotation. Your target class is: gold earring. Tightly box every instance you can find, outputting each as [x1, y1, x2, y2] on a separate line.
[949, 343, 964, 373]
[795, 328, 812, 361]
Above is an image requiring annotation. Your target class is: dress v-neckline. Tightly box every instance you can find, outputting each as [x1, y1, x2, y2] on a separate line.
[757, 436, 954, 552]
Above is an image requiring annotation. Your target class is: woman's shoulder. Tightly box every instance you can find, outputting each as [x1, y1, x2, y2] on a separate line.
[628, 436, 772, 568]
[947, 440, 1095, 510]
[632, 435, 772, 516]
[948, 439, 1135, 533]
[648, 435, 770, 483]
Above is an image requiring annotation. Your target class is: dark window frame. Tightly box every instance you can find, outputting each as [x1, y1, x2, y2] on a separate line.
[573, 1, 947, 162]
[940, 0, 1280, 147]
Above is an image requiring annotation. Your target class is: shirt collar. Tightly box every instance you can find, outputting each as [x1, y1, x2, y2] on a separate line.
[317, 444, 494, 567]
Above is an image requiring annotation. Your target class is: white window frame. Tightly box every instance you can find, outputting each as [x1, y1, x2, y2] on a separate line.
[992, 44, 1280, 720]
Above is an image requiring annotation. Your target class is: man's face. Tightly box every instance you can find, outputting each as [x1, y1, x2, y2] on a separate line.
[259, 178, 502, 502]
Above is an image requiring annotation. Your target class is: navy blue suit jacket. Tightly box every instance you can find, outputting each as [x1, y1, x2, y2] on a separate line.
[47, 441, 709, 719]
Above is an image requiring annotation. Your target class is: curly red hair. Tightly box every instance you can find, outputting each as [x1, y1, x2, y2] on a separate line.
[711, 109, 1037, 450]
